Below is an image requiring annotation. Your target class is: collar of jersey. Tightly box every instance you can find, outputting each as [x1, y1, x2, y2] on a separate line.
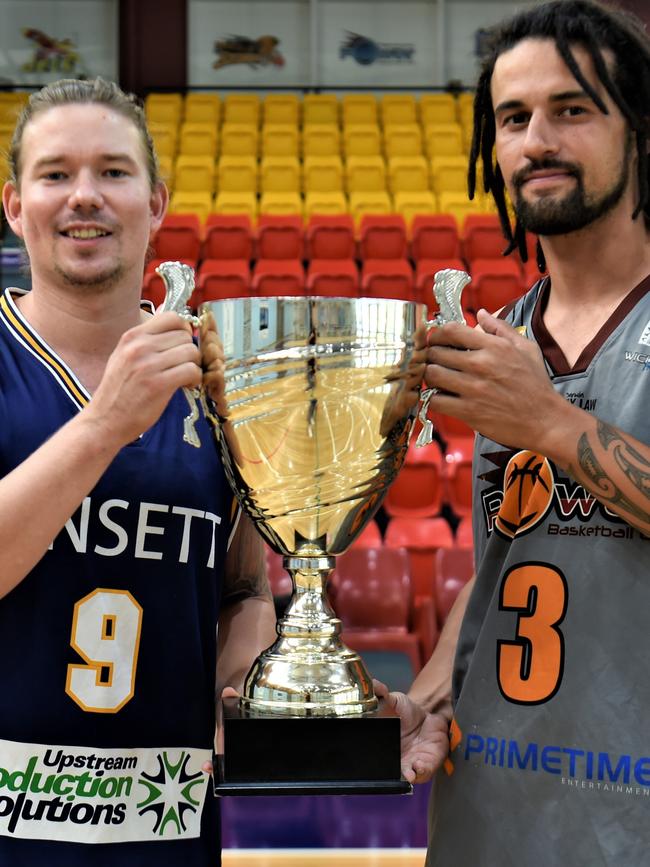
[0, 288, 154, 412]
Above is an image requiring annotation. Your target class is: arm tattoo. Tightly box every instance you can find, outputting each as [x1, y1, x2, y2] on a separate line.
[221, 513, 272, 606]
[576, 421, 650, 526]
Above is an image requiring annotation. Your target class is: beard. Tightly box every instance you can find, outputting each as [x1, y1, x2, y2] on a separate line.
[54, 262, 124, 292]
[511, 138, 632, 236]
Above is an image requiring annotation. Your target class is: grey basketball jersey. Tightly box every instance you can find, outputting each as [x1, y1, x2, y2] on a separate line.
[427, 275, 650, 867]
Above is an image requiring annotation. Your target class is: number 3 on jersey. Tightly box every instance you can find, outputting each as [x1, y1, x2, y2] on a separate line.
[497, 563, 568, 705]
[66, 589, 143, 713]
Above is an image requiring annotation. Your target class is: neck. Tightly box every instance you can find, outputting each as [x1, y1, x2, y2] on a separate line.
[538, 201, 650, 306]
[14, 275, 147, 369]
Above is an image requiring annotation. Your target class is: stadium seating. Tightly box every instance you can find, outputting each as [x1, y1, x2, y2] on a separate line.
[434, 546, 473, 625]
[361, 259, 414, 300]
[256, 215, 304, 259]
[342, 94, 378, 126]
[419, 93, 457, 126]
[151, 214, 202, 261]
[359, 214, 408, 259]
[223, 93, 260, 126]
[381, 94, 417, 126]
[384, 124, 423, 159]
[385, 516, 454, 599]
[260, 157, 301, 193]
[303, 124, 340, 158]
[263, 93, 300, 126]
[174, 155, 215, 193]
[383, 439, 445, 518]
[198, 259, 251, 301]
[303, 94, 339, 126]
[463, 214, 505, 260]
[262, 124, 300, 158]
[203, 214, 254, 260]
[346, 156, 387, 193]
[411, 214, 461, 259]
[306, 215, 356, 259]
[344, 124, 382, 157]
[470, 258, 523, 311]
[184, 92, 221, 125]
[252, 259, 305, 295]
[307, 259, 359, 296]
[179, 123, 218, 158]
[303, 156, 344, 193]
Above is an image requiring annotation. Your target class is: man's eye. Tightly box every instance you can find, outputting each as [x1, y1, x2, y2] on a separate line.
[504, 112, 529, 126]
[44, 171, 66, 181]
[105, 168, 127, 178]
[561, 105, 586, 117]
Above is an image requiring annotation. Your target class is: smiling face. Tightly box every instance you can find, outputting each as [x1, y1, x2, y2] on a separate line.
[491, 37, 635, 236]
[2, 102, 167, 295]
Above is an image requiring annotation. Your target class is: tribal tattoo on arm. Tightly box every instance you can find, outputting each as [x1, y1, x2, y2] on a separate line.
[575, 420, 650, 532]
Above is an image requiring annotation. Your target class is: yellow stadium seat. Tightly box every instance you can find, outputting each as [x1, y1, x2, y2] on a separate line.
[259, 191, 303, 217]
[304, 191, 348, 218]
[179, 123, 218, 157]
[260, 157, 301, 193]
[224, 94, 260, 126]
[0, 93, 27, 126]
[342, 94, 378, 126]
[264, 94, 300, 125]
[145, 93, 182, 126]
[438, 191, 482, 228]
[394, 191, 438, 227]
[389, 156, 430, 194]
[216, 156, 258, 194]
[424, 123, 464, 159]
[384, 124, 423, 158]
[349, 191, 392, 223]
[220, 124, 258, 158]
[157, 155, 174, 190]
[0, 123, 14, 152]
[261, 124, 300, 158]
[213, 191, 258, 220]
[419, 94, 457, 126]
[430, 155, 468, 195]
[346, 156, 386, 193]
[381, 95, 417, 127]
[303, 124, 340, 158]
[303, 157, 344, 193]
[169, 191, 213, 223]
[184, 93, 221, 125]
[149, 123, 178, 158]
[174, 155, 215, 193]
[343, 124, 381, 157]
[303, 94, 339, 126]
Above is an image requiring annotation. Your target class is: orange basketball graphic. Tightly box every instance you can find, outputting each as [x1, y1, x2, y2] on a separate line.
[495, 450, 554, 539]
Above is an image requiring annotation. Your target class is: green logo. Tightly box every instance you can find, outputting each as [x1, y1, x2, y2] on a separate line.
[137, 752, 204, 836]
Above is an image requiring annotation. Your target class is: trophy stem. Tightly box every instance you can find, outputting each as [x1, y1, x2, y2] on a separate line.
[240, 555, 378, 717]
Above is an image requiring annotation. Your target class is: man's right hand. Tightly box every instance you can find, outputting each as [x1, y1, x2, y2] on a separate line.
[374, 680, 450, 783]
[85, 312, 201, 447]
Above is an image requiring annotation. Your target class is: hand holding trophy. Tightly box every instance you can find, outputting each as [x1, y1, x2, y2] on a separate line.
[157, 264, 468, 794]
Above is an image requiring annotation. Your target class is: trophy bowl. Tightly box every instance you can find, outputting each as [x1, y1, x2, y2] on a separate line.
[199, 295, 426, 720]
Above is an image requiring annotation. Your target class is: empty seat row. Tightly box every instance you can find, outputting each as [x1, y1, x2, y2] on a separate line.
[150, 120, 467, 160]
[145, 91, 473, 130]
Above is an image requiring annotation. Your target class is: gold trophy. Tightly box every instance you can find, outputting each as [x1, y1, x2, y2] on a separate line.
[158, 264, 469, 794]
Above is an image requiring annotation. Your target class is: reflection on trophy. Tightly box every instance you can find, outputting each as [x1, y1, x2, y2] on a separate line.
[157, 264, 468, 794]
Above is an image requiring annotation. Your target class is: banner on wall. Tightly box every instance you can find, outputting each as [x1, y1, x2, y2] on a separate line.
[212, 35, 285, 70]
[0, 1, 118, 87]
[339, 32, 415, 66]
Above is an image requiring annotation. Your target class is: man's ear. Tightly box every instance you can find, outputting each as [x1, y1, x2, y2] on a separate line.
[148, 180, 169, 242]
[2, 181, 24, 238]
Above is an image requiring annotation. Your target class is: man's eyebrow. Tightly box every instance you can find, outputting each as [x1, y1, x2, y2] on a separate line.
[32, 152, 139, 169]
[495, 89, 593, 116]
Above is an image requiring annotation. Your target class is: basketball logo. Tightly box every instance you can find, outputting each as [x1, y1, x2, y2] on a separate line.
[495, 450, 554, 539]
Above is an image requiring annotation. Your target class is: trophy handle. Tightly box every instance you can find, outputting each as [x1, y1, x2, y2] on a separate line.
[416, 268, 471, 447]
[156, 261, 205, 449]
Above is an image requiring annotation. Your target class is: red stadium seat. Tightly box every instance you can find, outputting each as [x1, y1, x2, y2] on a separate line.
[456, 516, 473, 548]
[361, 259, 414, 301]
[359, 214, 408, 259]
[203, 214, 254, 260]
[443, 436, 474, 519]
[256, 214, 305, 260]
[307, 259, 359, 297]
[350, 519, 382, 548]
[335, 547, 436, 668]
[252, 259, 305, 295]
[152, 214, 202, 261]
[411, 214, 461, 260]
[434, 546, 473, 625]
[384, 439, 444, 518]
[469, 258, 523, 312]
[198, 259, 251, 301]
[385, 516, 454, 599]
[306, 214, 356, 259]
[462, 214, 505, 260]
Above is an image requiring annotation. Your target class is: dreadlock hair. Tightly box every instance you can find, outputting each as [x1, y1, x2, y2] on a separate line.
[468, 0, 650, 270]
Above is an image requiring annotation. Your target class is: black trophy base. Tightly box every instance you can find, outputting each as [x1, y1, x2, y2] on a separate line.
[214, 696, 411, 796]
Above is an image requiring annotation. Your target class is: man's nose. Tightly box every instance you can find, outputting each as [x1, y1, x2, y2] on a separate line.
[522, 112, 560, 162]
[67, 170, 103, 210]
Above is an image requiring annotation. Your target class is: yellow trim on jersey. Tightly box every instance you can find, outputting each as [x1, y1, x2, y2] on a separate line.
[0, 293, 89, 408]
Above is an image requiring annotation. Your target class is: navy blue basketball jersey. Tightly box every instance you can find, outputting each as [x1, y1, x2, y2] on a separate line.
[0, 288, 238, 864]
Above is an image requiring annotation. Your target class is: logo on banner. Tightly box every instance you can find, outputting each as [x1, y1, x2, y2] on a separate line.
[0, 740, 210, 844]
[213, 35, 285, 70]
[340, 32, 415, 65]
[21, 29, 80, 74]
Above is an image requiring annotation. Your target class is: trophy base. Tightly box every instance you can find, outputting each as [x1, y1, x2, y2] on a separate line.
[214, 696, 411, 796]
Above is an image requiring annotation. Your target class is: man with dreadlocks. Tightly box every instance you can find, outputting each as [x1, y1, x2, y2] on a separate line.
[375, 0, 650, 863]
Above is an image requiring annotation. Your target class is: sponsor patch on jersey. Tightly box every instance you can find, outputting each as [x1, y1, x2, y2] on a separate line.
[0, 739, 211, 843]
[639, 318, 650, 347]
